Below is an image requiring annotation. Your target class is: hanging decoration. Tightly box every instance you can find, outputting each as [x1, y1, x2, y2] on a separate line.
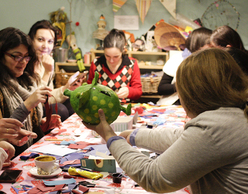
[201, 0, 240, 30]
[113, 0, 127, 12]
[50, 7, 68, 47]
[135, 0, 152, 23]
[159, 0, 177, 19]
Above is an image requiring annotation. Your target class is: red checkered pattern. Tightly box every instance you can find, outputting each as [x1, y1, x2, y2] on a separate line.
[96, 60, 134, 92]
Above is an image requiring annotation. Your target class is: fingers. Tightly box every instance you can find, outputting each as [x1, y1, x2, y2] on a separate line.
[41, 54, 54, 72]
[3, 118, 23, 128]
[98, 109, 106, 122]
[18, 129, 36, 138]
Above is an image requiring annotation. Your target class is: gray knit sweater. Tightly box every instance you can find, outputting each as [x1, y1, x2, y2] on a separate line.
[109, 107, 248, 194]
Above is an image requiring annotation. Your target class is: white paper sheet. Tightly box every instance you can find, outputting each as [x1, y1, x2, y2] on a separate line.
[30, 144, 77, 156]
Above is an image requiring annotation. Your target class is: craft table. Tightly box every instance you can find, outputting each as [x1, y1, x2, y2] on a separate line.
[0, 104, 190, 194]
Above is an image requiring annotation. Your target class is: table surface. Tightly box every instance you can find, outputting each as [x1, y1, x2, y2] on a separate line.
[0, 104, 190, 194]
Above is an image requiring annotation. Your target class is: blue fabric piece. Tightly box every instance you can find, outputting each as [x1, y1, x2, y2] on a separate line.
[60, 140, 76, 145]
[62, 183, 77, 193]
[21, 185, 33, 191]
[11, 186, 19, 194]
[20, 153, 40, 160]
[153, 117, 167, 126]
[43, 178, 76, 186]
[107, 136, 125, 149]
[60, 152, 87, 164]
[130, 128, 139, 146]
[83, 144, 110, 156]
[49, 191, 58, 194]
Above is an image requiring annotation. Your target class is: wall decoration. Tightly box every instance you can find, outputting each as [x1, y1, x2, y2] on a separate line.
[135, 0, 152, 23]
[159, 0, 176, 19]
[113, 0, 127, 12]
[201, 0, 240, 30]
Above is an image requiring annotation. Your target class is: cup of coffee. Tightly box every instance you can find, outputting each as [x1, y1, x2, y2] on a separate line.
[34, 155, 59, 175]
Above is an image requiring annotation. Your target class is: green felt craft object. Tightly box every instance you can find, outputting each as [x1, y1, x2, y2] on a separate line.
[64, 72, 132, 124]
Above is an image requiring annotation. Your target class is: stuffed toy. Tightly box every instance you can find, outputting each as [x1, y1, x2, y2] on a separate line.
[64, 72, 131, 124]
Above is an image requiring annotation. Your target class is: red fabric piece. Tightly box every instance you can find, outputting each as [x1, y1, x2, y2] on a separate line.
[28, 182, 52, 193]
[60, 159, 81, 167]
[41, 96, 58, 133]
[51, 184, 65, 191]
[78, 184, 89, 193]
[68, 144, 89, 149]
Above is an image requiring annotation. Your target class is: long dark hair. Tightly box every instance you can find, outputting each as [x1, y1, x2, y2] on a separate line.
[0, 27, 39, 87]
[28, 20, 57, 44]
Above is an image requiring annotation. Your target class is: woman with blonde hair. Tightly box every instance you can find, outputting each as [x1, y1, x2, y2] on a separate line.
[85, 48, 248, 193]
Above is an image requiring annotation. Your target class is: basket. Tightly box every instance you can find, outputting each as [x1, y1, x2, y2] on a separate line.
[55, 72, 75, 88]
[141, 76, 162, 93]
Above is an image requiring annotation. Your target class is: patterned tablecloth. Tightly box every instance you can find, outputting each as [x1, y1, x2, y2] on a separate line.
[0, 104, 190, 194]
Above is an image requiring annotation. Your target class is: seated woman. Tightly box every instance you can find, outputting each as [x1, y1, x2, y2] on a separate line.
[157, 27, 212, 105]
[85, 48, 248, 193]
[28, 20, 84, 121]
[87, 29, 142, 101]
[0, 27, 61, 157]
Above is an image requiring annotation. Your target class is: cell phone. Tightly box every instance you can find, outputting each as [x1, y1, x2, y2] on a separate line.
[70, 71, 88, 86]
[0, 169, 22, 183]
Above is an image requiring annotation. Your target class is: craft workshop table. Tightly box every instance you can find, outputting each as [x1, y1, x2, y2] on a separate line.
[0, 104, 190, 194]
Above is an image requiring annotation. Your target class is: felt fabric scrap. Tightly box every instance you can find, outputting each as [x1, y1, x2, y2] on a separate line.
[51, 184, 65, 191]
[43, 178, 76, 186]
[60, 159, 81, 167]
[27, 182, 51, 193]
[62, 183, 77, 193]
[20, 153, 40, 160]
[68, 144, 89, 149]
[60, 140, 76, 145]
[78, 184, 89, 193]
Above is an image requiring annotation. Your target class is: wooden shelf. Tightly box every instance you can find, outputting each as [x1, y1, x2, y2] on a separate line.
[90, 49, 167, 70]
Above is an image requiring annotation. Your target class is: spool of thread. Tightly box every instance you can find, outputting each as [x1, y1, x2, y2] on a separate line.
[84, 53, 90, 64]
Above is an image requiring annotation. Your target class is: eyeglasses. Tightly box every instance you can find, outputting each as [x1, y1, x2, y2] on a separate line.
[5, 52, 31, 62]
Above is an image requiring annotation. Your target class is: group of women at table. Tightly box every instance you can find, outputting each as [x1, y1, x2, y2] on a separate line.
[0, 19, 248, 194]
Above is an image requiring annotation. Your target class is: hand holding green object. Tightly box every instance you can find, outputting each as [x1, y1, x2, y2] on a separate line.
[64, 72, 131, 125]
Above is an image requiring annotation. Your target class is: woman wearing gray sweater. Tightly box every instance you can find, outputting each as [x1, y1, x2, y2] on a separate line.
[85, 48, 248, 194]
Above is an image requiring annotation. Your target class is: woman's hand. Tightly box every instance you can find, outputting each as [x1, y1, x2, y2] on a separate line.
[119, 130, 133, 144]
[62, 71, 87, 92]
[0, 141, 15, 163]
[7, 129, 37, 147]
[41, 114, 62, 130]
[68, 78, 84, 91]
[41, 54, 54, 73]
[116, 87, 129, 99]
[0, 118, 23, 139]
[24, 87, 52, 111]
[83, 109, 117, 142]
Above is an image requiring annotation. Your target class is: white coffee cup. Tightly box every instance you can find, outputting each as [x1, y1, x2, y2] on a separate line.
[34, 155, 59, 175]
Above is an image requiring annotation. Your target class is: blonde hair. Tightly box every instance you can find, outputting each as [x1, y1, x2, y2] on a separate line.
[176, 48, 248, 117]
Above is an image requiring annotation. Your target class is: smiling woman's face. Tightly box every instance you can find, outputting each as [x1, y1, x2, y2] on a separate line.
[4, 44, 29, 77]
[32, 29, 55, 60]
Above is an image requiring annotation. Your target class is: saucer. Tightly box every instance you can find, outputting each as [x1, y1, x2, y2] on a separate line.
[29, 167, 62, 178]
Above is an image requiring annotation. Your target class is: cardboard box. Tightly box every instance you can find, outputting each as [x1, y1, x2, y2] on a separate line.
[110, 116, 133, 132]
[80, 158, 116, 173]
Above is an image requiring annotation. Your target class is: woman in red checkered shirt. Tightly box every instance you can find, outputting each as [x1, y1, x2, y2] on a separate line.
[88, 29, 142, 101]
